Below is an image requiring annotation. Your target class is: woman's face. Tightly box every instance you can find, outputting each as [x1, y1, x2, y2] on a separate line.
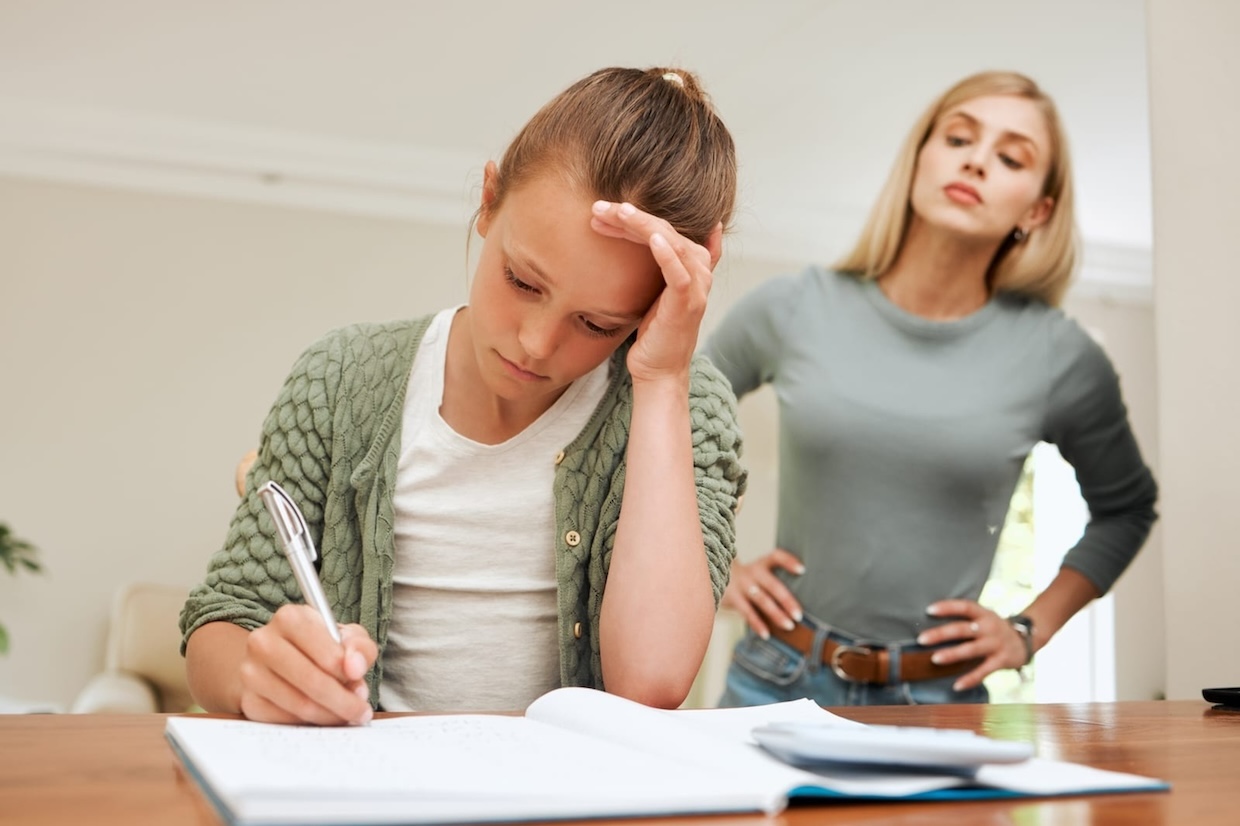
[467, 165, 663, 407]
[909, 94, 1055, 243]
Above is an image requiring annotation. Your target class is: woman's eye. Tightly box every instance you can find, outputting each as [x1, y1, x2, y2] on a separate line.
[999, 154, 1025, 170]
[505, 268, 538, 294]
[945, 134, 969, 147]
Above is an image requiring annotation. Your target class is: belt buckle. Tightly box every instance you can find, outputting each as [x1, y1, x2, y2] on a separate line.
[829, 643, 875, 683]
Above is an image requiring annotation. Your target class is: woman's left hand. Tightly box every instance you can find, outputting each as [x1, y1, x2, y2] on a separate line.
[917, 599, 1031, 691]
[589, 200, 723, 384]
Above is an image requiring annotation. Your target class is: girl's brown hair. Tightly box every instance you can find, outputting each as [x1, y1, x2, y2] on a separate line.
[834, 70, 1079, 306]
[483, 67, 737, 246]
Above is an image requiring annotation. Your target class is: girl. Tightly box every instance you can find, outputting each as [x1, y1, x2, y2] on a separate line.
[181, 66, 746, 725]
[705, 70, 1157, 706]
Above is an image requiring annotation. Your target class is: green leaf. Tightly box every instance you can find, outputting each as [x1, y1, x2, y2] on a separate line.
[0, 624, 9, 656]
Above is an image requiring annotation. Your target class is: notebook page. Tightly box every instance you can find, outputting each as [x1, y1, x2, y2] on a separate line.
[526, 688, 975, 799]
[166, 713, 770, 824]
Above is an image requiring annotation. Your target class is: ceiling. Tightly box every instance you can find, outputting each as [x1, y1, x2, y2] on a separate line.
[0, 0, 1153, 288]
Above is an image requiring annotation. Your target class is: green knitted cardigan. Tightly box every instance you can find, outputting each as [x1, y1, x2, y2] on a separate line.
[179, 316, 747, 701]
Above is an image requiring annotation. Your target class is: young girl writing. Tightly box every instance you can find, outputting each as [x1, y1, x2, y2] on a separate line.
[180, 66, 746, 725]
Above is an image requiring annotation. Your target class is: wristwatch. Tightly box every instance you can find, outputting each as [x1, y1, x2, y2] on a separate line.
[1006, 614, 1035, 667]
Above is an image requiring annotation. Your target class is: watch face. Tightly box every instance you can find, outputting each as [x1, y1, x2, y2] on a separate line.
[1009, 615, 1033, 634]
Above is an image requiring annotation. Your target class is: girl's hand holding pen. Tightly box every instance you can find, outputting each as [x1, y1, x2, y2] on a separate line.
[239, 607, 378, 726]
[247, 479, 376, 725]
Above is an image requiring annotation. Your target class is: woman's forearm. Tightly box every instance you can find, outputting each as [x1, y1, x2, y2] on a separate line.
[1021, 567, 1101, 654]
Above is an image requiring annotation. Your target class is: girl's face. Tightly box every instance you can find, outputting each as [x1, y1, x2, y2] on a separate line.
[467, 165, 663, 407]
[909, 94, 1055, 242]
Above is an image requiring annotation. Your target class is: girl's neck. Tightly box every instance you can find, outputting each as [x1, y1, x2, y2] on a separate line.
[441, 308, 561, 445]
[878, 220, 1000, 321]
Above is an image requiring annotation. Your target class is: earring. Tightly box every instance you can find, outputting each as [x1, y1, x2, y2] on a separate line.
[1012, 227, 1027, 243]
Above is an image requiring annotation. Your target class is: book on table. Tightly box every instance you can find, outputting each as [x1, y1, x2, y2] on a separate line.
[164, 686, 1169, 825]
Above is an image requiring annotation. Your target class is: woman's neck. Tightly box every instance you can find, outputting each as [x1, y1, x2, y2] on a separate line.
[878, 220, 1000, 320]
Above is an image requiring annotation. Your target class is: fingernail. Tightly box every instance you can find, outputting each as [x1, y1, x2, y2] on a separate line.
[758, 629, 770, 640]
[931, 653, 943, 665]
[925, 605, 940, 616]
[618, 202, 636, 217]
[783, 619, 795, 631]
[592, 200, 611, 213]
[650, 232, 668, 248]
[953, 681, 964, 692]
[359, 706, 373, 726]
[792, 609, 803, 622]
[353, 683, 370, 700]
[917, 633, 929, 645]
[794, 565, 806, 575]
[348, 651, 367, 676]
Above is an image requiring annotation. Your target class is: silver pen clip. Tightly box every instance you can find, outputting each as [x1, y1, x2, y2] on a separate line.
[257, 480, 342, 644]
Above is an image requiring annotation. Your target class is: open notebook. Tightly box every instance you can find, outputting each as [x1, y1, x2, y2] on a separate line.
[165, 687, 1168, 825]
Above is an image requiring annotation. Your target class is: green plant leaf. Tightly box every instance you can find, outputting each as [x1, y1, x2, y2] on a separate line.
[0, 624, 9, 656]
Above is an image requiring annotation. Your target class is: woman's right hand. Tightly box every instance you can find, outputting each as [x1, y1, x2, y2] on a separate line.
[239, 604, 378, 726]
[721, 550, 806, 639]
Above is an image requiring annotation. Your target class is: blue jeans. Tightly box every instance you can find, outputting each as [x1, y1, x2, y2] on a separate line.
[718, 625, 989, 707]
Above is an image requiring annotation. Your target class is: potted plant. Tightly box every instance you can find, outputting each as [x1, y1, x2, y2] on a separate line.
[0, 522, 42, 655]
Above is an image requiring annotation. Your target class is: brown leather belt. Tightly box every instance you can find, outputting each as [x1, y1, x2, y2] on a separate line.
[770, 623, 983, 685]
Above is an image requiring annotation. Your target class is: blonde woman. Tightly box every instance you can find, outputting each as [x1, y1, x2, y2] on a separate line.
[704, 71, 1156, 706]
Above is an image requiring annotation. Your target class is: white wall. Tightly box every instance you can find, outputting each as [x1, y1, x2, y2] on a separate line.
[1147, 0, 1240, 699]
[0, 178, 470, 707]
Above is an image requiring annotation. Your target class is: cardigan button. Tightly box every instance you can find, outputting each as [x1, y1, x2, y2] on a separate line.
[573, 621, 583, 639]
[565, 530, 581, 547]
[554, 449, 566, 465]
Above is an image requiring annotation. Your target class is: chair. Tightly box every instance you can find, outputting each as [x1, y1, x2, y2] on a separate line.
[71, 581, 194, 713]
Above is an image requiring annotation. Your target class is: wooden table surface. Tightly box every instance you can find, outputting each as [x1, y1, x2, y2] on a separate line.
[2, 700, 1237, 825]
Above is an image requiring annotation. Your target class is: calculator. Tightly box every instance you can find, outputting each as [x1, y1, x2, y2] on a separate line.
[752, 722, 1035, 770]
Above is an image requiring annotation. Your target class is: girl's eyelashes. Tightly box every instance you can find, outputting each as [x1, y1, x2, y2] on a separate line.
[505, 268, 538, 294]
[505, 266, 622, 338]
[581, 318, 622, 338]
[945, 134, 970, 147]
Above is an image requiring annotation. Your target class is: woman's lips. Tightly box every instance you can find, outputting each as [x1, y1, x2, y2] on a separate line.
[944, 183, 982, 204]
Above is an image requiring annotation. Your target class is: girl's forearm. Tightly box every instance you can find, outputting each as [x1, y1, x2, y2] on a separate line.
[185, 621, 248, 712]
[600, 375, 715, 707]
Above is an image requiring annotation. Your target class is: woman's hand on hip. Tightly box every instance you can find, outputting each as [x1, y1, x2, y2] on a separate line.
[589, 200, 722, 385]
[721, 549, 806, 640]
[918, 599, 1029, 691]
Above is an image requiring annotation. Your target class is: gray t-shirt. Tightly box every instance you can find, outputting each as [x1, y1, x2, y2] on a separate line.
[702, 267, 1157, 643]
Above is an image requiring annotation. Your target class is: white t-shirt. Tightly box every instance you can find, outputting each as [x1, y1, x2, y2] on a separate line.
[379, 307, 611, 711]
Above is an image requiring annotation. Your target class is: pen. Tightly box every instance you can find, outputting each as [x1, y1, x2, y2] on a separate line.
[256, 480, 343, 644]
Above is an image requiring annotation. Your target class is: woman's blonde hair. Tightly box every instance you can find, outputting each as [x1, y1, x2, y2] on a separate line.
[480, 66, 736, 246]
[834, 71, 1078, 306]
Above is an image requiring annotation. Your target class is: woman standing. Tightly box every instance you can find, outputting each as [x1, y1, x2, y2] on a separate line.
[705, 70, 1157, 706]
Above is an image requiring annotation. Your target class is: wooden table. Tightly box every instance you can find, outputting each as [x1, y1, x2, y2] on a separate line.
[2, 700, 1237, 825]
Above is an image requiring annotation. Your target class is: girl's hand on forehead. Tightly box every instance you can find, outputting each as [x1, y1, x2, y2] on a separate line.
[590, 200, 723, 385]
